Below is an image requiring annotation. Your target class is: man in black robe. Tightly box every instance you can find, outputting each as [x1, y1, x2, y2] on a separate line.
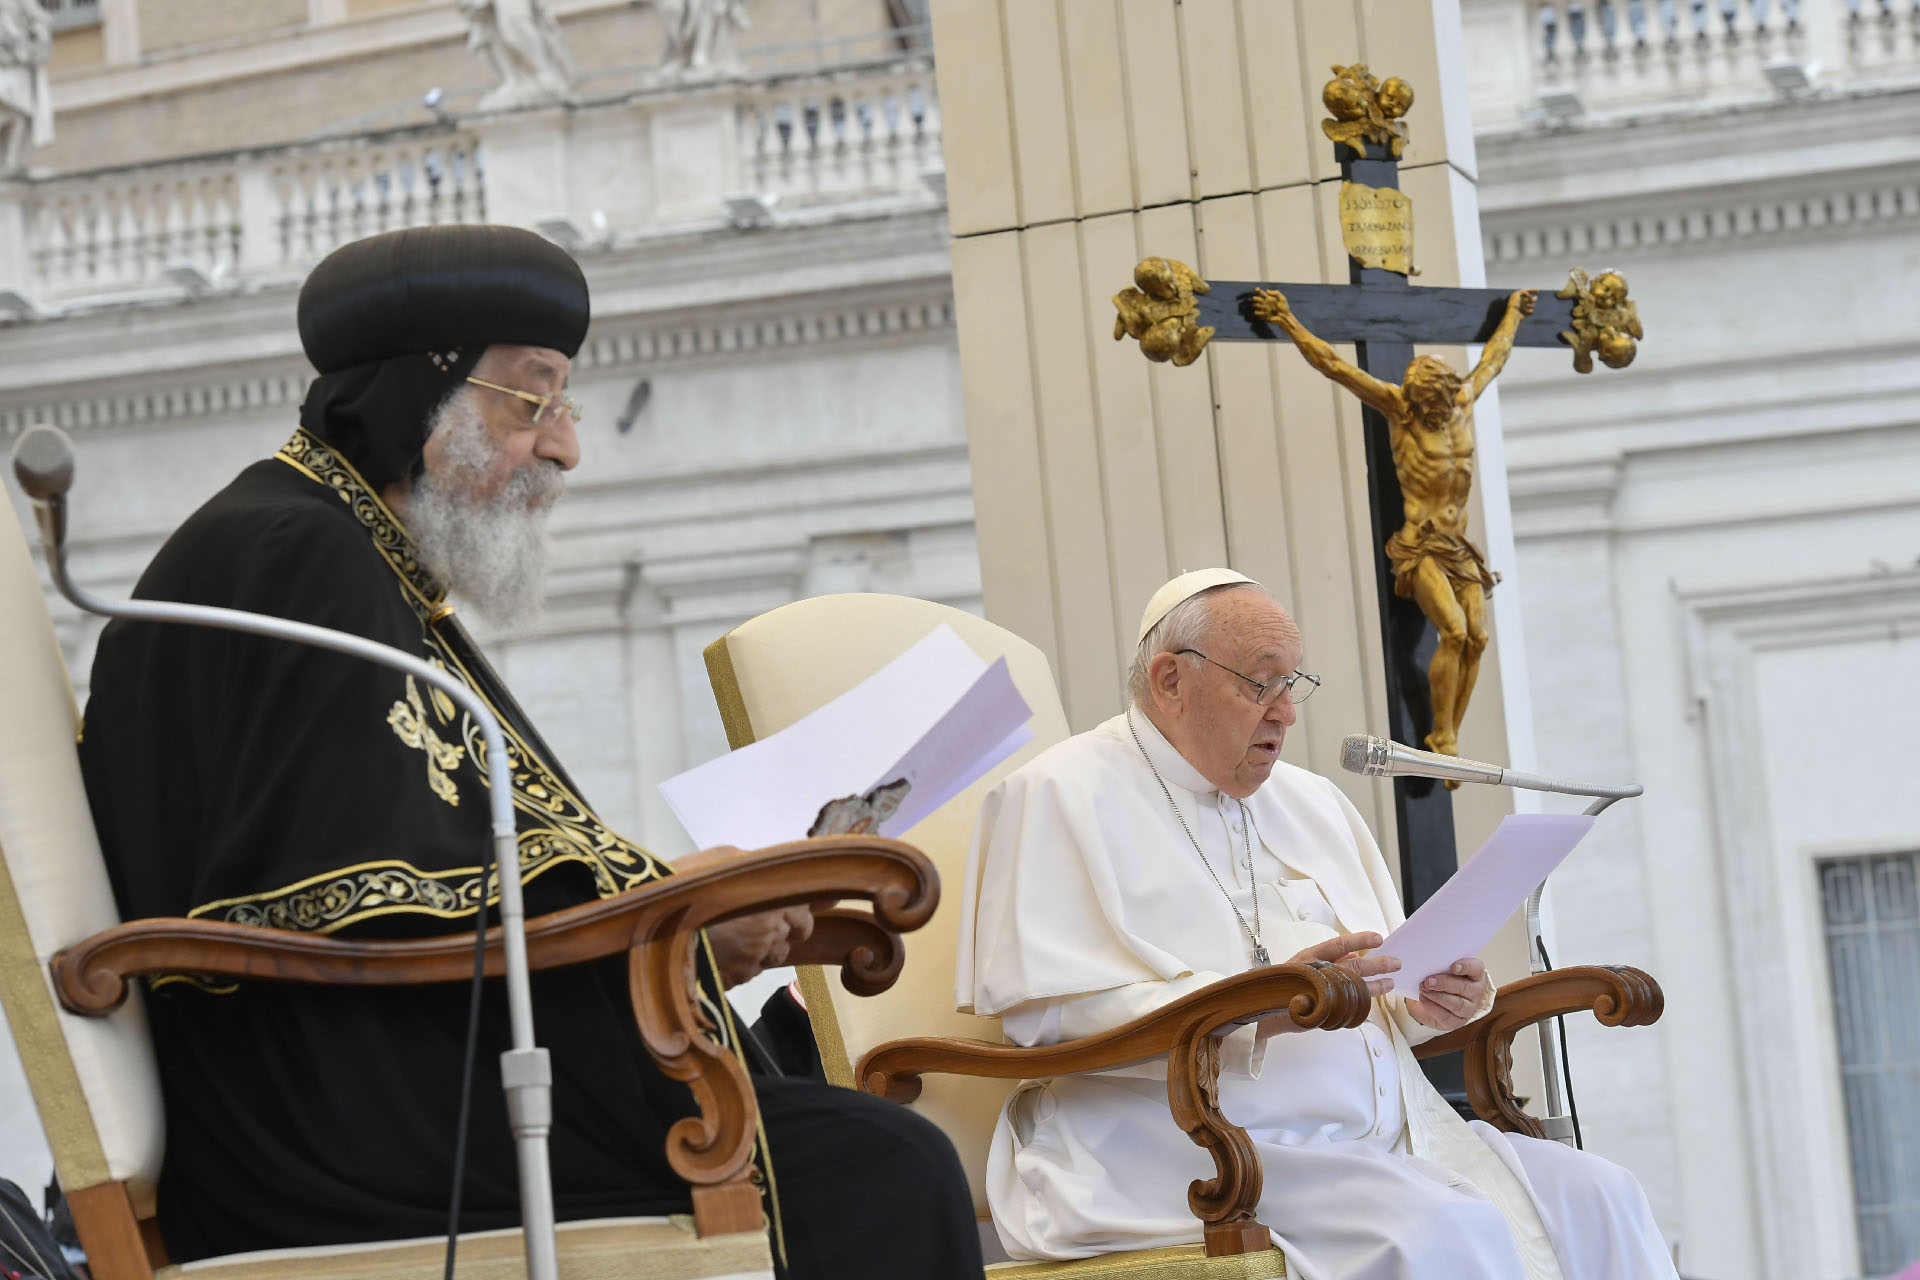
[77, 225, 981, 1280]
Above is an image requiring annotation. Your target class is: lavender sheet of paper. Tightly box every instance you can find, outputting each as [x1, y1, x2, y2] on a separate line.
[1379, 812, 1594, 999]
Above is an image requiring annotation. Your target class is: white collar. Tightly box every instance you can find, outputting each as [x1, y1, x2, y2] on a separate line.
[1126, 706, 1222, 800]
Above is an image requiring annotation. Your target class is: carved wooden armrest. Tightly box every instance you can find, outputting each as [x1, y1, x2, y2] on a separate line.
[858, 961, 1373, 1258]
[50, 837, 934, 1014]
[783, 906, 903, 997]
[52, 836, 939, 1240]
[1412, 964, 1664, 1138]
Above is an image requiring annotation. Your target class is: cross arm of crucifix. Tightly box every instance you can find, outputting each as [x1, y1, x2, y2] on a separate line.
[1115, 262, 1641, 378]
[1249, 287, 1399, 416]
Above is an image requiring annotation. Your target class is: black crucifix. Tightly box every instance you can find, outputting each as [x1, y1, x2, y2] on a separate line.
[1112, 65, 1644, 1109]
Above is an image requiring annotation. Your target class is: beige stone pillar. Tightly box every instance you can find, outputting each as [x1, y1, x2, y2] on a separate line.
[930, 0, 1543, 1066]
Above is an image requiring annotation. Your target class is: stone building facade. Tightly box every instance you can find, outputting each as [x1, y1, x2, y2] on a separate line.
[5, 1, 1920, 1275]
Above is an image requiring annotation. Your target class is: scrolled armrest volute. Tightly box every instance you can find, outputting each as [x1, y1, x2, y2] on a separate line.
[784, 906, 903, 997]
[1413, 964, 1664, 1138]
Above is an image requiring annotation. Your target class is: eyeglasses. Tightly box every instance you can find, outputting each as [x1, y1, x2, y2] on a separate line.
[1177, 649, 1321, 706]
[466, 376, 583, 426]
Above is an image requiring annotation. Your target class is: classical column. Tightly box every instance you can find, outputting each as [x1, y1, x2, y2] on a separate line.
[929, 0, 1543, 1081]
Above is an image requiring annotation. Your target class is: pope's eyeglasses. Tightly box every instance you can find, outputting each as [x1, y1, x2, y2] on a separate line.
[466, 376, 583, 426]
[1177, 648, 1320, 706]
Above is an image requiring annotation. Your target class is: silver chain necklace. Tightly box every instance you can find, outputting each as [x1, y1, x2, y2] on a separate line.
[1127, 710, 1270, 967]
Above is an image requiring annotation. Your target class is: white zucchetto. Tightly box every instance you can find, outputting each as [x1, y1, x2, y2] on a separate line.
[1135, 567, 1260, 643]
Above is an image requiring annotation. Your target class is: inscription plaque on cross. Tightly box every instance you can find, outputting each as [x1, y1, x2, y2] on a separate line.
[1112, 64, 1645, 1111]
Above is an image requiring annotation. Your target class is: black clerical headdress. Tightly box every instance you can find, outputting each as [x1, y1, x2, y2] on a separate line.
[296, 225, 591, 492]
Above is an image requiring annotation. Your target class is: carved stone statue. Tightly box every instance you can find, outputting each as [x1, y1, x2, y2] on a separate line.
[1250, 285, 1536, 759]
[457, 0, 575, 112]
[0, 0, 53, 175]
[656, 0, 750, 77]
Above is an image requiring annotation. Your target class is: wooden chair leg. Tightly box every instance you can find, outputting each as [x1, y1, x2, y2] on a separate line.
[1171, 1033, 1272, 1256]
[691, 1182, 766, 1237]
[1203, 1220, 1274, 1257]
[65, 1182, 154, 1280]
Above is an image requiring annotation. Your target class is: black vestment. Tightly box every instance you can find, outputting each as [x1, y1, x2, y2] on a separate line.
[78, 430, 979, 1279]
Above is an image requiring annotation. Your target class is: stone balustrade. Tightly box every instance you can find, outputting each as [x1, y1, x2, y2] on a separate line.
[1468, 0, 1920, 125]
[0, 56, 941, 312]
[17, 132, 488, 301]
[738, 60, 941, 206]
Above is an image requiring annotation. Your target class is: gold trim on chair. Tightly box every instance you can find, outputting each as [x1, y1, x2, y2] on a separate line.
[792, 962, 856, 1090]
[703, 636, 757, 754]
[0, 836, 114, 1190]
[987, 1244, 1286, 1279]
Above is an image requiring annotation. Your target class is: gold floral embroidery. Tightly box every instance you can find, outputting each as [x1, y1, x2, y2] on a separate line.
[387, 674, 465, 807]
[276, 430, 448, 615]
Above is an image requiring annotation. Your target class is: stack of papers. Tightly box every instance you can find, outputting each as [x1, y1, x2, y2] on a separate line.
[660, 624, 1035, 851]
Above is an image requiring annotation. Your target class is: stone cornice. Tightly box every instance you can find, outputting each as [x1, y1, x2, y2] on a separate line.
[1482, 157, 1920, 266]
[0, 273, 957, 440]
[1475, 83, 1920, 265]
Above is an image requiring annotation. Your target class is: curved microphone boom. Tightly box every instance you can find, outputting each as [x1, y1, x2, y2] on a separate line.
[1340, 734, 1643, 809]
[10, 426, 560, 1280]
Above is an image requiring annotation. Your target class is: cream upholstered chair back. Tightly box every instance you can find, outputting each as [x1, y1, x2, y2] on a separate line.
[704, 594, 1073, 1219]
[0, 508, 165, 1212]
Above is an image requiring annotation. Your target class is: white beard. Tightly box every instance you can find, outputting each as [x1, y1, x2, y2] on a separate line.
[404, 390, 566, 630]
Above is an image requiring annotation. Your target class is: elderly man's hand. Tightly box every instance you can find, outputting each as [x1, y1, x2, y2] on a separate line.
[706, 906, 815, 988]
[1404, 957, 1490, 1032]
[1258, 932, 1400, 1040]
[673, 844, 817, 988]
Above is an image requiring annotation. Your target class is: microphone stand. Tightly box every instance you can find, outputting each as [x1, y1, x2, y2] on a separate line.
[11, 427, 559, 1280]
[1525, 791, 1631, 1146]
[1344, 735, 1642, 1148]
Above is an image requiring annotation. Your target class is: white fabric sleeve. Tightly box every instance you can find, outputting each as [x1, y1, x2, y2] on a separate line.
[998, 972, 1270, 1080]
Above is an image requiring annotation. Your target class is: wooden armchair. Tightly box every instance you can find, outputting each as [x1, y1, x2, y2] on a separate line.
[705, 592, 1666, 1279]
[0, 508, 931, 1280]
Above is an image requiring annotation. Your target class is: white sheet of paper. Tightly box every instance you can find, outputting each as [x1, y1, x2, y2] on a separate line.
[1379, 813, 1595, 998]
[658, 624, 1032, 851]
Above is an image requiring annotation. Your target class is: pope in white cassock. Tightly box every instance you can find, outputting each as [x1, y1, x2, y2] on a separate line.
[955, 569, 1678, 1280]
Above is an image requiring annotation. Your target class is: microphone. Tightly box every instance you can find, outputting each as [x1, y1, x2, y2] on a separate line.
[1340, 734, 1643, 804]
[11, 425, 73, 555]
[9, 426, 560, 1280]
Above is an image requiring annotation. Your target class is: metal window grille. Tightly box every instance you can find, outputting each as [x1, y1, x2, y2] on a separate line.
[1822, 850, 1920, 1273]
[37, 0, 101, 32]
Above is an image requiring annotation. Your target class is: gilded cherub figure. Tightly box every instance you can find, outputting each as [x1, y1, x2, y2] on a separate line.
[1321, 63, 1413, 158]
[1250, 285, 1536, 759]
[1556, 268, 1643, 374]
[1112, 257, 1216, 368]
